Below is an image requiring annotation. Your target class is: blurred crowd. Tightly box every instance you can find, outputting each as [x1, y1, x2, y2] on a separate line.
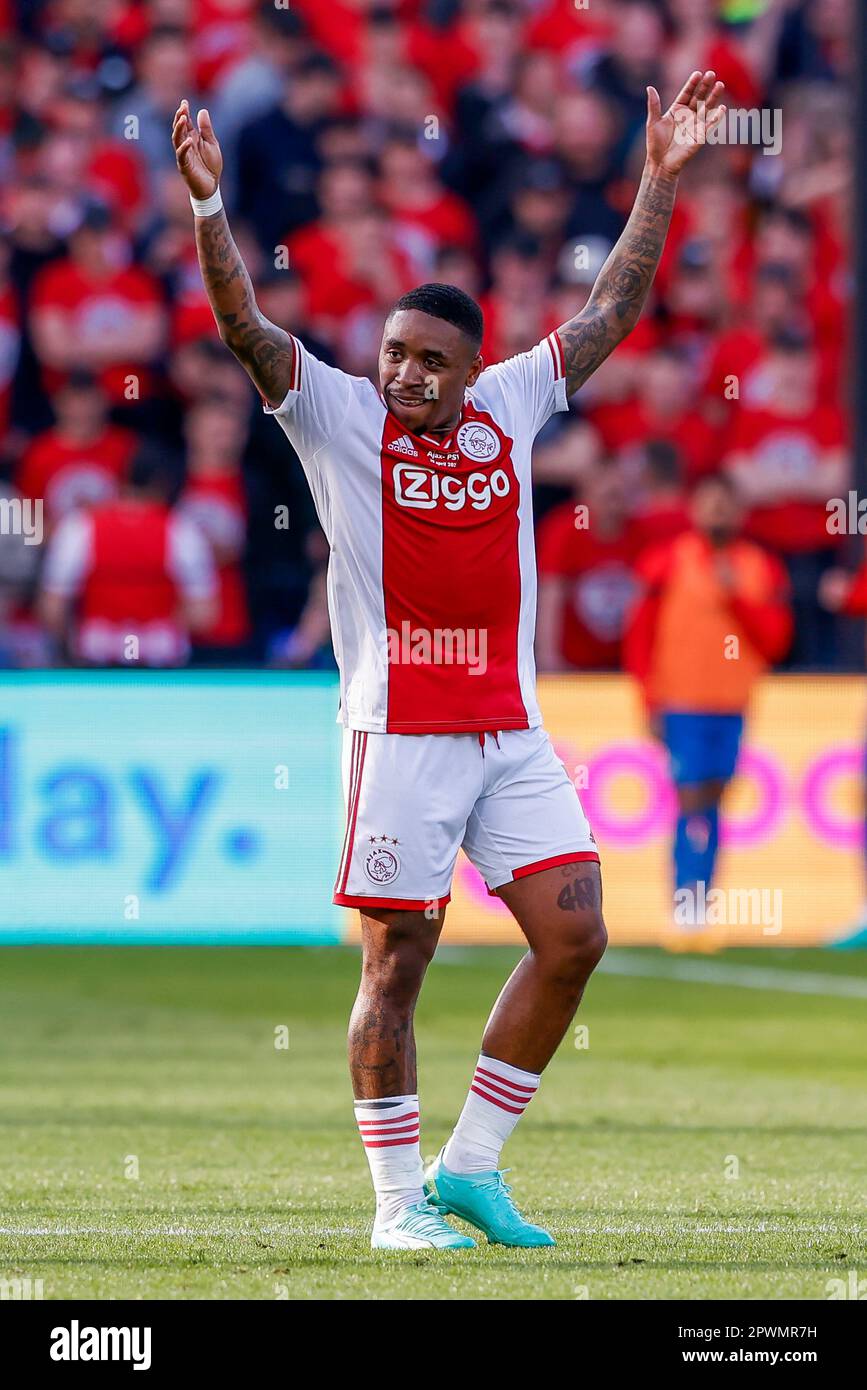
[0, 0, 855, 670]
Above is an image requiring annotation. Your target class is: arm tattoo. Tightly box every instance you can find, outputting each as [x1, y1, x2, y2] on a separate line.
[558, 164, 678, 396]
[194, 209, 295, 406]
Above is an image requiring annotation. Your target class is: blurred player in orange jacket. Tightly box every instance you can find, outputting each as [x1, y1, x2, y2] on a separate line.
[625, 474, 792, 908]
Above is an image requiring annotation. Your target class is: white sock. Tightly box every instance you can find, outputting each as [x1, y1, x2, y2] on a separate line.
[443, 1054, 540, 1174]
[354, 1094, 425, 1225]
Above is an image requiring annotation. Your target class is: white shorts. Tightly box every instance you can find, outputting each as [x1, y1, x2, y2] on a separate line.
[334, 726, 599, 910]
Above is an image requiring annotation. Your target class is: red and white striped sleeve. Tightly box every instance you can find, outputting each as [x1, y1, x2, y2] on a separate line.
[475, 331, 570, 438]
[260, 335, 353, 464]
[543, 329, 567, 388]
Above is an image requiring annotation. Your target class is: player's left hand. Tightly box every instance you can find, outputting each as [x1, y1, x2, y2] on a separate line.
[646, 70, 726, 178]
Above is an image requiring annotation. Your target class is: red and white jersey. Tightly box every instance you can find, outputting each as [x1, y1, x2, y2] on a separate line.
[263, 331, 568, 734]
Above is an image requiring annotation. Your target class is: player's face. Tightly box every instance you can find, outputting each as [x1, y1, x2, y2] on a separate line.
[380, 309, 483, 435]
[691, 481, 740, 543]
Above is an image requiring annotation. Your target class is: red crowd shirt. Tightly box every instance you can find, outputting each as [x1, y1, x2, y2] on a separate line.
[703, 326, 771, 414]
[479, 295, 558, 368]
[109, 1, 149, 49]
[290, 0, 389, 66]
[587, 398, 721, 484]
[705, 325, 842, 420]
[171, 243, 221, 347]
[17, 425, 137, 524]
[82, 502, 177, 627]
[292, 0, 477, 110]
[632, 499, 692, 548]
[192, 0, 256, 92]
[693, 35, 762, 110]
[537, 504, 645, 670]
[726, 404, 848, 552]
[30, 259, 164, 402]
[86, 141, 147, 227]
[384, 191, 479, 266]
[286, 224, 415, 322]
[527, 2, 612, 58]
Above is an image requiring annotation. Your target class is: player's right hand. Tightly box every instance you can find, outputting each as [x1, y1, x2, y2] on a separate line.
[172, 99, 223, 198]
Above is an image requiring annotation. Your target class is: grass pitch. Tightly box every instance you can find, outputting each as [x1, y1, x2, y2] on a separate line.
[0, 945, 865, 1300]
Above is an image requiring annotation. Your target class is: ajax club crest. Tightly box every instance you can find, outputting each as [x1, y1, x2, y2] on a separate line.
[364, 835, 401, 885]
[457, 420, 500, 463]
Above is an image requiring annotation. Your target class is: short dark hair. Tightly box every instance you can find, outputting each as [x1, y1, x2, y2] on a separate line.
[644, 438, 682, 486]
[257, 1, 306, 39]
[296, 51, 339, 81]
[128, 444, 176, 500]
[389, 282, 484, 350]
[693, 470, 739, 501]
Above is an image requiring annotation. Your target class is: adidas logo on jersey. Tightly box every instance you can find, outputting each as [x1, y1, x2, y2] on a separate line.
[389, 435, 419, 458]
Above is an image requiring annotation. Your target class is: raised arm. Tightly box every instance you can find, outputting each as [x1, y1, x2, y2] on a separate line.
[558, 71, 726, 398]
[172, 99, 295, 408]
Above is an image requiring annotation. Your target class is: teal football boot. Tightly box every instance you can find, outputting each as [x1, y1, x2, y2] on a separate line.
[425, 1148, 555, 1247]
[371, 1197, 476, 1250]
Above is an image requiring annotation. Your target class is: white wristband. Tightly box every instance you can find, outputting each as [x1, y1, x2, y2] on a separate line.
[189, 186, 223, 217]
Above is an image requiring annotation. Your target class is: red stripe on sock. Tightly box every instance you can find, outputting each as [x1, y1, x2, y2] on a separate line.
[362, 1134, 420, 1149]
[470, 1084, 524, 1115]
[472, 1074, 533, 1106]
[356, 1120, 420, 1137]
[475, 1065, 537, 1096]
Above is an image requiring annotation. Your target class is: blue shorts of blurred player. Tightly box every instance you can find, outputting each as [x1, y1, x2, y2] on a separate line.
[662, 711, 744, 787]
[661, 711, 744, 894]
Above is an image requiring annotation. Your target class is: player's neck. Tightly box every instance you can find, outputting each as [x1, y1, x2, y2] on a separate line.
[423, 409, 462, 439]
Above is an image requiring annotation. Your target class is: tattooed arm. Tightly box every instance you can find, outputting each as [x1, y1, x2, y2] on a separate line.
[558, 71, 726, 397]
[558, 163, 679, 396]
[172, 99, 294, 408]
[192, 209, 294, 407]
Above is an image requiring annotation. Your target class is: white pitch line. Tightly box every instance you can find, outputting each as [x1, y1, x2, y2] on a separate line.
[558, 1223, 866, 1236]
[0, 1225, 361, 1238]
[0, 1222, 862, 1239]
[598, 952, 867, 999]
